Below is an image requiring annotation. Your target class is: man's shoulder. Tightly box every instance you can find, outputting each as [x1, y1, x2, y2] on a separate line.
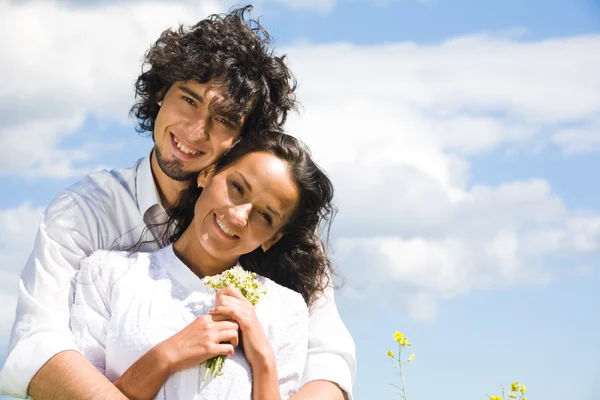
[66, 159, 144, 200]
[78, 249, 152, 289]
[260, 277, 308, 313]
[43, 158, 146, 224]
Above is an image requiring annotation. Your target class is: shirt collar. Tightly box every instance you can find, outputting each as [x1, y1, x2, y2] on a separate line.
[154, 244, 207, 292]
[136, 151, 163, 217]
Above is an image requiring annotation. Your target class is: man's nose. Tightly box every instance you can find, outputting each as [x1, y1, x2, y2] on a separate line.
[229, 203, 252, 227]
[183, 115, 208, 141]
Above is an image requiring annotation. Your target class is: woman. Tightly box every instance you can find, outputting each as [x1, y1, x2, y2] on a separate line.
[70, 131, 336, 400]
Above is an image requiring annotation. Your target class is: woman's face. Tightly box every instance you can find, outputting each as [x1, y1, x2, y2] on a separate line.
[192, 151, 300, 261]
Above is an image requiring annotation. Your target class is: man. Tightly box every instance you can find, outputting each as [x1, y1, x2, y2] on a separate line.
[0, 6, 355, 399]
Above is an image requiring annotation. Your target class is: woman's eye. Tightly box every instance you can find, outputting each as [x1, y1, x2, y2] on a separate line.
[231, 181, 244, 195]
[260, 211, 273, 225]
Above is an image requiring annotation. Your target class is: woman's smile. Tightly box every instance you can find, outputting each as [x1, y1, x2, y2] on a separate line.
[213, 214, 239, 240]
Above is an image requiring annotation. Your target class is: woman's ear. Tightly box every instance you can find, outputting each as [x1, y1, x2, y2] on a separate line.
[261, 232, 283, 252]
[197, 164, 216, 188]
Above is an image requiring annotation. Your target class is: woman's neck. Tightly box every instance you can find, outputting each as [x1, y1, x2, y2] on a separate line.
[172, 227, 239, 279]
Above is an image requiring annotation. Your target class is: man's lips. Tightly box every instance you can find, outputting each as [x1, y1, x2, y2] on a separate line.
[170, 133, 205, 159]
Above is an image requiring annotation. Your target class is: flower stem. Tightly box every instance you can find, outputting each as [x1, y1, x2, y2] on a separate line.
[398, 345, 408, 400]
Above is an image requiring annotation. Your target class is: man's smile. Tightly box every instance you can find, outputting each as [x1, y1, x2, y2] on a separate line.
[171, 133, 205, 159]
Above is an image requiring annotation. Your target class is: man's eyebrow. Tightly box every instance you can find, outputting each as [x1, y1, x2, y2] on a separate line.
[211, 105, 243, 126]
[178, 85, 204, 103]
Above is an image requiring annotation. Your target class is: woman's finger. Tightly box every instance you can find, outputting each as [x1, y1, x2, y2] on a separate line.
[212, 343, 235, 358]
[216, 285, 246, 301]
[215, 293, 249, 309]
[210, 305, 247, 327]
[210, 313, 236, 323]
[212, 319, 239, 332]
[218, 329, 239, 347]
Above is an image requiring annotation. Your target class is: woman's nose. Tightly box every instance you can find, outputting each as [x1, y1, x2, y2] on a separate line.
[229, 203, 252, 227]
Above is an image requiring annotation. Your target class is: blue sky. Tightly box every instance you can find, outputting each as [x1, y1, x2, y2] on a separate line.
[1, 0, 599, 399]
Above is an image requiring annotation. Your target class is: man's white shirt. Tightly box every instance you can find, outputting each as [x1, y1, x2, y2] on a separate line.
[0, 155, 356, 399]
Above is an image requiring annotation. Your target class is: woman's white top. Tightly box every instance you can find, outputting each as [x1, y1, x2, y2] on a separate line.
[70, 244, 308, 400]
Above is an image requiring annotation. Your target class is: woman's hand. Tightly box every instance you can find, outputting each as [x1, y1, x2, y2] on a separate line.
[158, 314, 240, 374]
[209, 285, 276, 370]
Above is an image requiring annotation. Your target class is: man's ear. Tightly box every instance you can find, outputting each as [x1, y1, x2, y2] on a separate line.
[261, 232, 283, 252]
[197, 164, 216, 188]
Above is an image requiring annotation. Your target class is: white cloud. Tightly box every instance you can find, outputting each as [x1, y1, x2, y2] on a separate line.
[257, 0, 336, 13]
[0, 203, 44, 344]
[552, 116, 600, 154]
[279, 35, 600, 318]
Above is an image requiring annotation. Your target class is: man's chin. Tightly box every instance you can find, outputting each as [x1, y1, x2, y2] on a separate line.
[156, 155, 200, 182]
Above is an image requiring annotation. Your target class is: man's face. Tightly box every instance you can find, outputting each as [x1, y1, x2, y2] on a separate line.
[153, 80, 245, 182]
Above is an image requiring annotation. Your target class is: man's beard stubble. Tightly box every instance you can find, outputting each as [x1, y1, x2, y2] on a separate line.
[154, 145, 200, 182]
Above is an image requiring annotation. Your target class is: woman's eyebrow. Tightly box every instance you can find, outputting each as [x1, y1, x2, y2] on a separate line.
[266, 206, 281, 219]
[234, 171, 282, 219]
[234, 171, 252, 191]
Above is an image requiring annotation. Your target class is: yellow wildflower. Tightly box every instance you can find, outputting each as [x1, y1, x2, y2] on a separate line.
[509, 395, 516, 399]
[520, 385, 526, 395]
[407, 353, 415, 363]
[511, 382, 520, 392]
[387, 350, 394, 358]
[488, 396, 502, 400]
[393, 331, 405, 343]
[400, 337, 409, 346]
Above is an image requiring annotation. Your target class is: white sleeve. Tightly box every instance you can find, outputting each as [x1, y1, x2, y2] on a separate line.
[274, 291, 309, 400]
[0, 191, 101, 399]
[303, 283, 356, 399]
[70, 250, 116, 376]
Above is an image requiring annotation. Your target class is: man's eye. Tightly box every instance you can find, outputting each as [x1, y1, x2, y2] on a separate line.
[182, 96, 195, 106]
[217, 117, 231, 126]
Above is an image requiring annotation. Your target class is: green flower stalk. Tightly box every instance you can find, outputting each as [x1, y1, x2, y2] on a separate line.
[387, 331, 414, 400]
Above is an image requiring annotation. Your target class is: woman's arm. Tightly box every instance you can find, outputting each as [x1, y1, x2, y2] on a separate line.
[250, 356, 281, 400]
[210, 285, 283, 400]
[113, 315, 239, 400]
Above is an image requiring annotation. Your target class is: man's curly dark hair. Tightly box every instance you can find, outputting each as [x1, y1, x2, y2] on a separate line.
[131, 5, 298, 136]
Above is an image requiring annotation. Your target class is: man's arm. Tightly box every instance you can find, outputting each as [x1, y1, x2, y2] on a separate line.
[0, 191, 123, 399]
[292, 381, 348, 400]
[295, 283, 356, 400]
[29, 351, 127, 400]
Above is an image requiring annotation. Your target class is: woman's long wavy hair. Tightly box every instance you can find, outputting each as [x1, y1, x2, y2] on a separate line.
[161, 131, 336, 306]
[130, 5, 298, 137]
